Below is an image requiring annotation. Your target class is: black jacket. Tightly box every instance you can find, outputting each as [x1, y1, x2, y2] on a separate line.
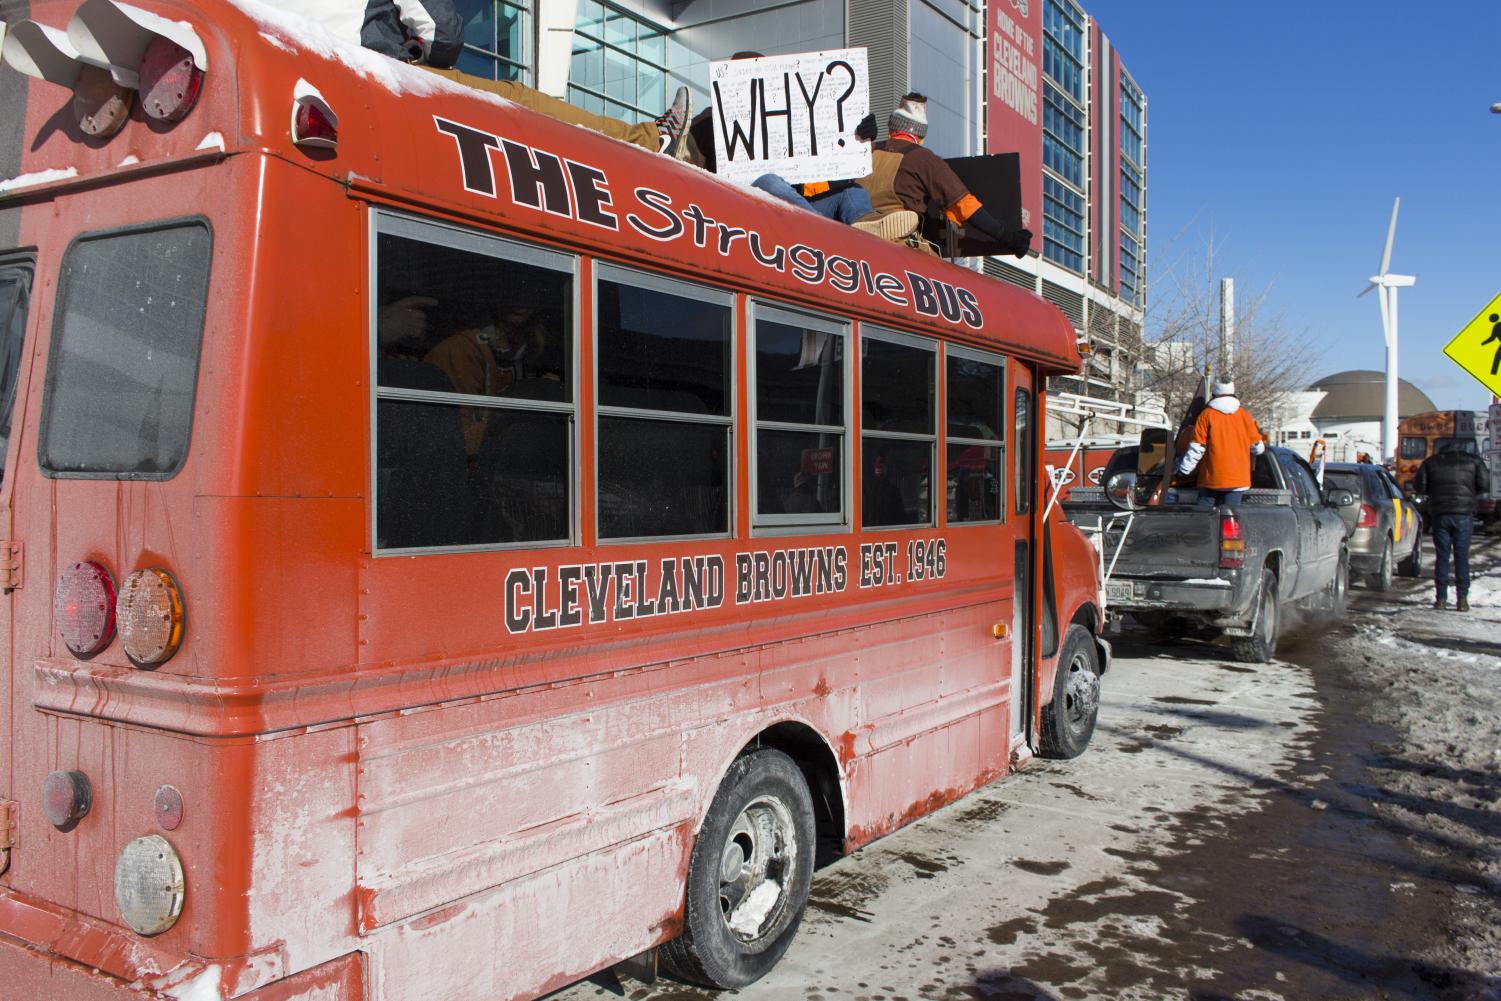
[359, 1, 463, 68]
[1413, 449, 1489, 515]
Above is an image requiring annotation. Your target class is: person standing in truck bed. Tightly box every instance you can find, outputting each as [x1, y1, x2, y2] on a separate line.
[1176, 380, 1269, 508]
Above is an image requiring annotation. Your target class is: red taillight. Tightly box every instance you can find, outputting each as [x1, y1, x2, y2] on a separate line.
[137, 35, 202, 122]
[1219, 512, 1245, 569]
[117, 566, 185, 667]
[42, 770, 92, 830]
[55, 561, 118, 658]
[292, 81, 339, 150]
[1357, 503, 1379, 528]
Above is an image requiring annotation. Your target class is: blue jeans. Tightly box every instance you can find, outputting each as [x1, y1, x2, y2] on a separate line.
[1432, 513, 1473, 601]
[1196, 488, 1246, 509]
[753, 174, 873, 224]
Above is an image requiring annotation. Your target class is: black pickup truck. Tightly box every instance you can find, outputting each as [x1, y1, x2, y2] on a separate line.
[1062, 439, 1351, 662]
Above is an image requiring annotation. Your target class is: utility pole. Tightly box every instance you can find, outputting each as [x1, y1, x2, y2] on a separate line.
[1219, 278, 1235, 378]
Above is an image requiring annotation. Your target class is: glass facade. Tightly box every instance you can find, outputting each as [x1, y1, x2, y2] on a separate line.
[569, 0, 669, 122]
[454, 0, 532, 83]
[1041, 0, 1087, 274]
[1119, 74, 1146, 306]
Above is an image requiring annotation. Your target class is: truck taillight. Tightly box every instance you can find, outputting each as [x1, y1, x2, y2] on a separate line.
[55, 561, 118, 658]
[1219, 512, 1245, 569]
[137, 35, 202, 122]
[1357, 503, 1378, 528]
[117, 567, 185, 667]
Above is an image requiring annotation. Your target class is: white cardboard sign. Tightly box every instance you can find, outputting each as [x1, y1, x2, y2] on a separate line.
[709, 49, 872, 187]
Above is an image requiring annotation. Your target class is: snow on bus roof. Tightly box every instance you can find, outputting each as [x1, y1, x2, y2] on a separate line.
[227, 0, 517, 109]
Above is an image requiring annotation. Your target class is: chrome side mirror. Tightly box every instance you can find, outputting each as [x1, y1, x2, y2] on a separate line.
[1106, 471, 1139, 510]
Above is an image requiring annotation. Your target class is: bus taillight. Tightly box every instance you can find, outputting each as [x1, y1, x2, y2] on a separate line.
[117, 567, 185, 668]
[291, 81, 339, 150]
[55, 561, 118, 658]
[137, 35, 202, 122]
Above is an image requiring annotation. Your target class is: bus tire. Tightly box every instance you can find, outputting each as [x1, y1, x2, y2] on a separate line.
[1039, 625, 1102, 760]
[1231, 569, 1280, 664]
[661, 748, 816, 989]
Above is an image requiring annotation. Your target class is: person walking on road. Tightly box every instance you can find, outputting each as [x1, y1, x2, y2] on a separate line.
[1414, 440, 1489, 611]
[1175, 380, 1268, 508]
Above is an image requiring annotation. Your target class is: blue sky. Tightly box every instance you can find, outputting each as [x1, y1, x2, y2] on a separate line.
[1083, 1, 1501, 412]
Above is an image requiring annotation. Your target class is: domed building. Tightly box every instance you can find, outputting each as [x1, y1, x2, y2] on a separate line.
[1266, 370, 1437, 461]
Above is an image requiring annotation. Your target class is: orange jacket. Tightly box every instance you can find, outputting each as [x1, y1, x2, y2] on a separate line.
[1179, 398, 1267, 490]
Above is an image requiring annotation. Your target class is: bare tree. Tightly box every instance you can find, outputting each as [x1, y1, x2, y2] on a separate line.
[1141, 236, 1323, 431]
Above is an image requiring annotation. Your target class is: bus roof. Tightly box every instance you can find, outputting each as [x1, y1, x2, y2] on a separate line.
[4, 0, 1080, 372]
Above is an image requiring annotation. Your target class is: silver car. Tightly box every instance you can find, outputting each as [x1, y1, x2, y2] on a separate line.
[1324, 462, 1422, 590]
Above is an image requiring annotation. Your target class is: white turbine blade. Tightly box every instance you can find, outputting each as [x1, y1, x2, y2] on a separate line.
[1357, 282, 1376, 299]
[1377, 286, 1392, 350]
[1378, 197, 1400, 276]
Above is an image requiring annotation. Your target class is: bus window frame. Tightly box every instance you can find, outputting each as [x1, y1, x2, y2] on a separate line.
[944, 343, 1007, 527]
[38, 216, 213, 482]
[747, 298, 852, 535]
[591, 261, 736, 545]
[369, 209, 581, 556]
[859, 324, 938, 531]
[0, 253, 34, 493]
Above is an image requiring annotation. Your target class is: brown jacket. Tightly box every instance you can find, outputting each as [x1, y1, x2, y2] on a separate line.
[859, 139, 982, 224]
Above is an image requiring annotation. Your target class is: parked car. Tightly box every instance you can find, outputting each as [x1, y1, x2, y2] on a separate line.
[1322, 462, 1422, 589]
[1063, 435, 1350, 663]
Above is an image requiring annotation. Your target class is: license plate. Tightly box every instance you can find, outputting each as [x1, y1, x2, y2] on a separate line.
[1106, 580, 1134, 602]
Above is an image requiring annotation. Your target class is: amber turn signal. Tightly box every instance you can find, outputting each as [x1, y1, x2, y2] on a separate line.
[117, 567, 185, 667]
[992, 623, 1009, 639]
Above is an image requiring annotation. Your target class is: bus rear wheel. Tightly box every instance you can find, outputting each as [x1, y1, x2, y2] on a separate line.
[661, 748, 815, 989]
[1039, 624, 1102, 759]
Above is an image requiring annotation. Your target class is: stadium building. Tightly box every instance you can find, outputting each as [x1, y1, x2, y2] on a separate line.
[453, 0, 1146, 400]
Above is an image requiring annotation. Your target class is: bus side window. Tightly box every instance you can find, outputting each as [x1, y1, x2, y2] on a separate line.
[595, 266, 732, 541]
[946, 349, 1005, 524]
[0, 259, 31, 484]
[373, 215, 575, 552]
[751, 303, 846, 527]
[861, 329, 936, 529]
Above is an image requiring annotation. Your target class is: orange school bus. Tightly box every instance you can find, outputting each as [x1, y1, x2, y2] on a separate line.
[0, 3, 1108, 998]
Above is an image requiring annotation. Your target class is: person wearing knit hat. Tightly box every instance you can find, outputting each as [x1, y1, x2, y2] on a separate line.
[853, 92, 1031, 256]
[1176, 378, 1269, 508]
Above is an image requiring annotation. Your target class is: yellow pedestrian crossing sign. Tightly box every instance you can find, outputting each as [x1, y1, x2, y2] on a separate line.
[1443, 292, 1501, 396]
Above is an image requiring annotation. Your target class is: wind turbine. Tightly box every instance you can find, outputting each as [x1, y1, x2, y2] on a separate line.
[1358, 198, 1416, 463]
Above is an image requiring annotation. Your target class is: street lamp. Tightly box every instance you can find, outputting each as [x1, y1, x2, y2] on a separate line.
[1492, 102, 1501, 113]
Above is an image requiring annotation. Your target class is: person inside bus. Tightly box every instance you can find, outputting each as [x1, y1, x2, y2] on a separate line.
[856, 94, 1032, 255]
[374, 289, 478, 547]
[276, 1, 694, 158]
[424, 304, 513, 456]
[1174, 380, 1269, 509]
[781, 472, 822, 514]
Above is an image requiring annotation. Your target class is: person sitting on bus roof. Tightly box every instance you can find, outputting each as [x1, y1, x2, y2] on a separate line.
[856, 94, 1031, 255]
[1175, 380, 1269, 509]
[279, 1, 693, 158]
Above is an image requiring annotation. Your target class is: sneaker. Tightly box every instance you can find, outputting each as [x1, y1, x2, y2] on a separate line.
[853, 210, 920, 242]
[655, 86, 691, 160]
[1434, 597, 1448, 610]
[1457, 597, 1470, 612]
